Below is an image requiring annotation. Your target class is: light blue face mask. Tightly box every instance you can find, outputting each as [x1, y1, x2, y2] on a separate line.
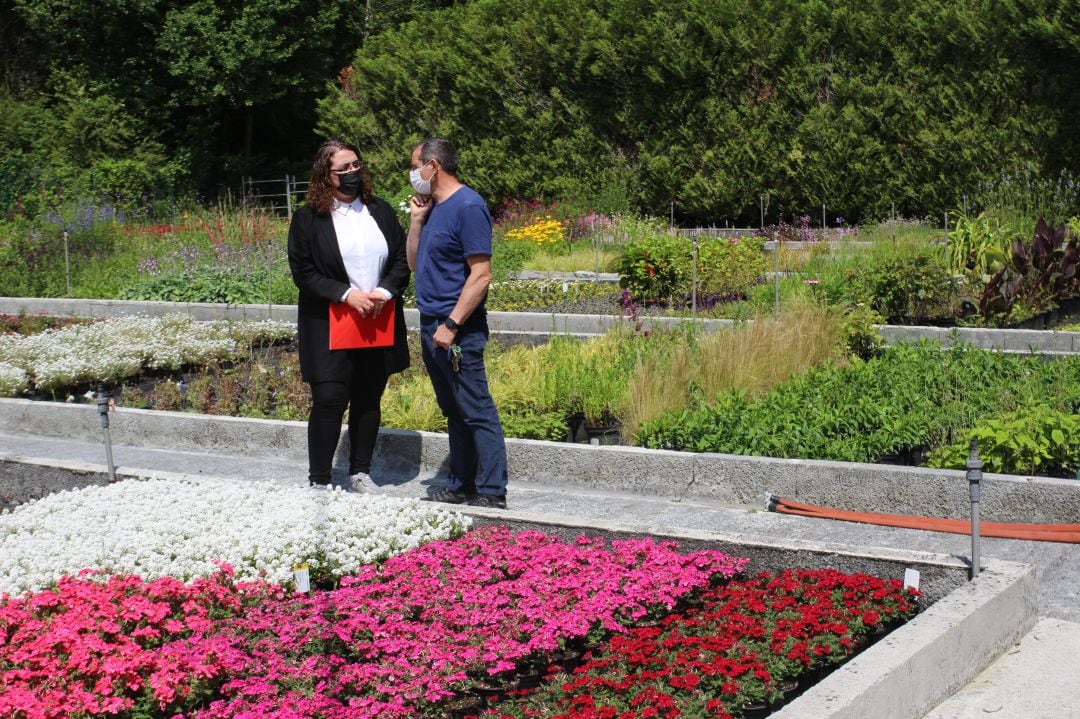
[409, 162, 433, 195]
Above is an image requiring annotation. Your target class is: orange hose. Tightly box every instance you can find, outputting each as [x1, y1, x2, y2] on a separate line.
[774, 496, 1080, 533]
[768, 496, 1080, 543]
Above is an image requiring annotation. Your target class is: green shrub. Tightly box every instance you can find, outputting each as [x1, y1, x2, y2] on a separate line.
[695, 236, 769, 297]
[499, 409, 568, 441]
[842, 249, 959, 323]
[925, 406, 1080, 479]
[617, 234, 768, 303]
[490, 238, 538, 282]
[838, 303, 885, 360]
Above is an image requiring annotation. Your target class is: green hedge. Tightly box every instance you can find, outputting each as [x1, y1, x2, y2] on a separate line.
[320, 0, 1080, 225]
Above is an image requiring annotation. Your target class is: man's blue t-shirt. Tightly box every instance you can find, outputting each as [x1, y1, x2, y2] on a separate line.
[415, 185, 493, 318]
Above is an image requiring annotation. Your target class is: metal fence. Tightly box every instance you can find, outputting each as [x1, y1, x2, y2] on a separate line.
[241, 176, 308, 218]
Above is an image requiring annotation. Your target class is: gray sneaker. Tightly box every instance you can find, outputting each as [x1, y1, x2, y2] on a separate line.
[349, 472, 378, 492]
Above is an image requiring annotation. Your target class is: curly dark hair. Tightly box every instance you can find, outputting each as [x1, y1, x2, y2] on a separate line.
[305, 139, 374, 215]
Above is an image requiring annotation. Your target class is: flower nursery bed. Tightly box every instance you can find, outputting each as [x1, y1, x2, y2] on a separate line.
[0, 467, 1037, 719]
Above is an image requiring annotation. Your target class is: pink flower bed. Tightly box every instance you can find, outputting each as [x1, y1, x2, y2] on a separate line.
[0, 526, 747, 719]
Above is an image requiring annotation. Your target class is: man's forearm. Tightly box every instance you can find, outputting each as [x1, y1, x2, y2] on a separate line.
[406, 224, 421, 271]
[449, 271, 490, 324]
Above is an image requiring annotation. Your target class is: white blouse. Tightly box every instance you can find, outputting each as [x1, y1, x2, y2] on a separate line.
[332, 198, 391, 299]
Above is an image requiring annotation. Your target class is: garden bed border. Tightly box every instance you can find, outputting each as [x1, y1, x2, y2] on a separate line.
[2, 398, 1078, 525]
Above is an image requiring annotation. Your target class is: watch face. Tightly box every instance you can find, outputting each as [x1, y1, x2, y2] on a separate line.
[444, 318, 458, 330]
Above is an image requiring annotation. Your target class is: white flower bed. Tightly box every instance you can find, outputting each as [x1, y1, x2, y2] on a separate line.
[0, 314, 295, 393]
[0, 478, 471, 596]
[0, 361, 28, 396]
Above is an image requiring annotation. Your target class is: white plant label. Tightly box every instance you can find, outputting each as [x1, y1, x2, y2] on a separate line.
[292, 562, 311, 594]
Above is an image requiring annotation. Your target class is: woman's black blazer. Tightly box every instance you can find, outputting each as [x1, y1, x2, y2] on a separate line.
[287, 195, 411, 383]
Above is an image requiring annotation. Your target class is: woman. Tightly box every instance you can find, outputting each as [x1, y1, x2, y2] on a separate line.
[287, 139, 410, 489]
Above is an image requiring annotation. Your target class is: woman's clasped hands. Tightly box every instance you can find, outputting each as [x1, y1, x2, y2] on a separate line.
[345, 289, 388, 318]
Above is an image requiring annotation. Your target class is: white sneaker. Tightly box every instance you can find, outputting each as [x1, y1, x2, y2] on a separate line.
[349, 472, 378, 492]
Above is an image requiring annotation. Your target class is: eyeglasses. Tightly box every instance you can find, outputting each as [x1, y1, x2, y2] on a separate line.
[331, 160, 362, 175]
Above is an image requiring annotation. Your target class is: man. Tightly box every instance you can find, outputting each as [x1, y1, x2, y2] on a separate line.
[406, 138, 508, 509]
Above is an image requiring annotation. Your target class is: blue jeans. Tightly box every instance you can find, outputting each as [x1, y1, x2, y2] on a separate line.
[420, 313, 508, 496]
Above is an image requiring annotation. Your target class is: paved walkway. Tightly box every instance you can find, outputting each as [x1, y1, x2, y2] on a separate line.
[2, 429, 1078, 718]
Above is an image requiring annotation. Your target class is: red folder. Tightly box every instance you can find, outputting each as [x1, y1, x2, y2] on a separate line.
[329, 298, 396, 349]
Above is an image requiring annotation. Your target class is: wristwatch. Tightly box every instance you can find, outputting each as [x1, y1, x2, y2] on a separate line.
[443, 317, 460, 331]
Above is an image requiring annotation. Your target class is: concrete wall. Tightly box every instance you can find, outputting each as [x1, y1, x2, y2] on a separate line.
[3, 398, 1077, 524]
[879, 324, 1080, 354]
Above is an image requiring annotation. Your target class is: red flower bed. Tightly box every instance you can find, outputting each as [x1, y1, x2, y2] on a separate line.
[475, 568, 920, 718]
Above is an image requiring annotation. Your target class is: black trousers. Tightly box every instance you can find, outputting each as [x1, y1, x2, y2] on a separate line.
[307, 350, 389, 484]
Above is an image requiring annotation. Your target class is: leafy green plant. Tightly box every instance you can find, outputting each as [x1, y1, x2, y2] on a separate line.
[924, 406, 1080, 478]
[979, 218, 1080, 321]
[499, 409, 568, 441]
[616, 235, 687, 301]
[838, 303, 885, 360]
[946, 212, 1018, 277]
[616, 234, 767, 304]
[490, 238, 538, 282]
[542, 332, 641, 427]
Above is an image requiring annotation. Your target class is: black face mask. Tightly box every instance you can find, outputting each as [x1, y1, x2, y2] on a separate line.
[337, 170, 362, 197]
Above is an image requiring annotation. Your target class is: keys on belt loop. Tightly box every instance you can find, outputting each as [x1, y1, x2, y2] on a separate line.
[449, 344, 462, 373]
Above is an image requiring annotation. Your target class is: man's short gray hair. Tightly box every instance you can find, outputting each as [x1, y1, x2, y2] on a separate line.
[417, 138, 459, 176]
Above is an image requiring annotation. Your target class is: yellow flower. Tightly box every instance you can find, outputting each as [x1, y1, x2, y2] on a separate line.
[505, 218, 569, 246]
